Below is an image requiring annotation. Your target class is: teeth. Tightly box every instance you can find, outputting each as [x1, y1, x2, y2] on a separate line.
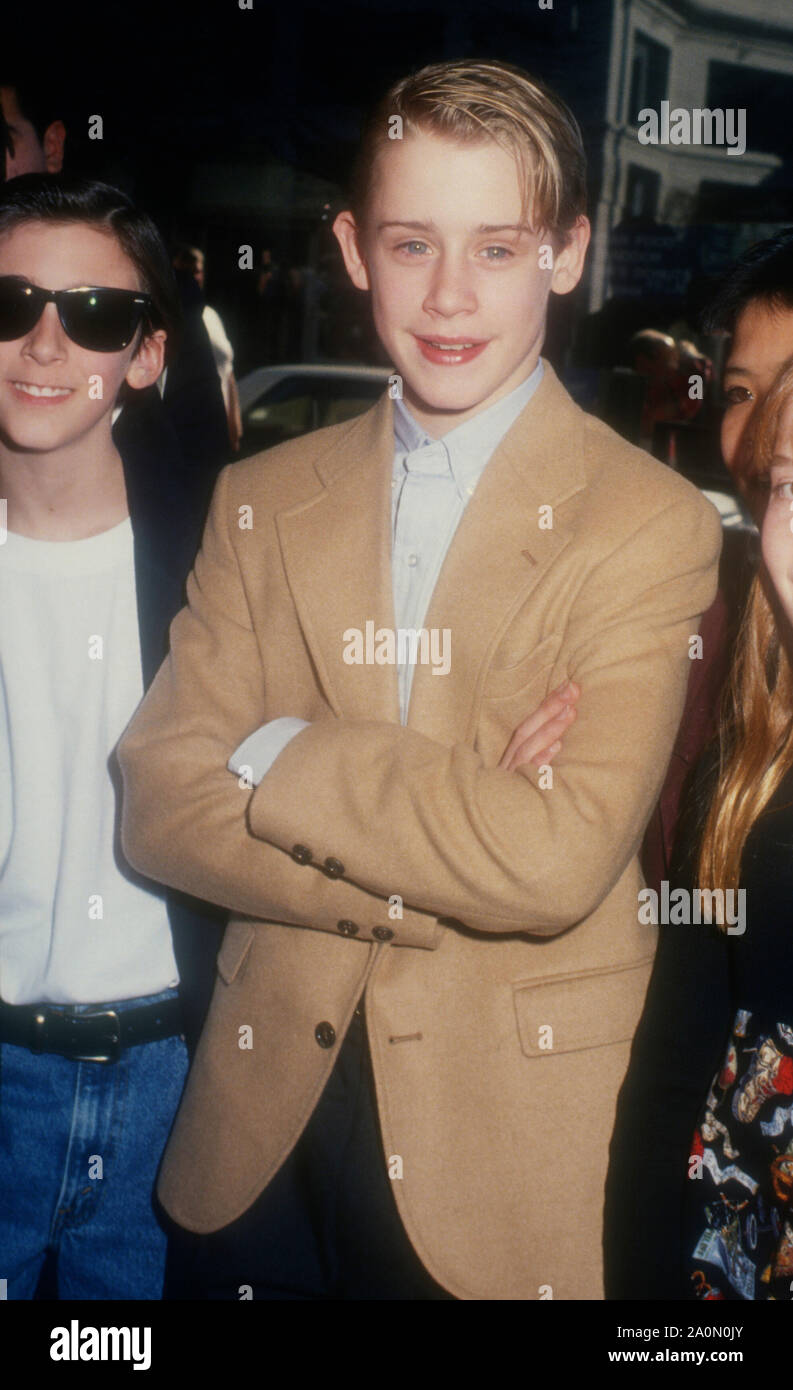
[13, 382, 71, 397]
[429, 343, 474, 351]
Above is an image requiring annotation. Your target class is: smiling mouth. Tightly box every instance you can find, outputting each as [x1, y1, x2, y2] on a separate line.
[418, 338, 486, 351]
[414, 336, 490, 365]
[11, 381, 73, 398]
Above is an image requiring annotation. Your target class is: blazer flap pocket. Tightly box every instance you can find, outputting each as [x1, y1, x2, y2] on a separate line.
[216, 922, 256, 984]
[513, 957, 653, 1057]
[482, 633, 562, 702]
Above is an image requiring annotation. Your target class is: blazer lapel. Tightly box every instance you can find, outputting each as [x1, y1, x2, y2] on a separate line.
[407, 365, 588, 742]
[275, 392, 401, 724]
[275, 364, 587, 735]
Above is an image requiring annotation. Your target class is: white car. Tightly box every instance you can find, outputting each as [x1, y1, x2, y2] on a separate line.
[238, 363, 391, 456]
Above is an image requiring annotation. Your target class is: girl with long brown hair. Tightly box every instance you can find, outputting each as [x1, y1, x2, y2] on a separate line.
[605, 359, 793, 1300]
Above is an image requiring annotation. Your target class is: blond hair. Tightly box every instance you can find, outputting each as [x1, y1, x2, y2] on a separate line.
[698, 358, 793, 903]
[349, 59, 587, 241]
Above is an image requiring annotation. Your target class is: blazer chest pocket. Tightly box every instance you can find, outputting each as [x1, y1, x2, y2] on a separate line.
[512, 957, 654, 1057]
[481, 633, 562, 703]
[216, 922, 256, 985]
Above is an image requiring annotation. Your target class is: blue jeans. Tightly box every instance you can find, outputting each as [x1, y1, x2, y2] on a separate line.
[0, 989, 188, 1300]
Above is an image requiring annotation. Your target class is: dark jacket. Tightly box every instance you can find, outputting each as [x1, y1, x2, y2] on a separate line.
[114, 385, 225, 1055]
[605, 752, 793, 1298]
[167, 270, 230, 472]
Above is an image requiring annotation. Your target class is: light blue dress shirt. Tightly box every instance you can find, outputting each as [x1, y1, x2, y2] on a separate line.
[228, 361, 544, 783]
[390, 361, 543, 717]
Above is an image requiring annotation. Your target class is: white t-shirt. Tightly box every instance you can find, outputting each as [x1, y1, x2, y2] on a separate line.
[0, 517, 178, 1004]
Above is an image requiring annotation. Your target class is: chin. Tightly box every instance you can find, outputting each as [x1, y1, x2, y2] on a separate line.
[404, 370, 491, 404]
[2, 429, 73, 454]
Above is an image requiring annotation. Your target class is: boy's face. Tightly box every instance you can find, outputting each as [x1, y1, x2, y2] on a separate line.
[0, 221, 163, 461]
[333, 130, 589, 434]
[721, 299, 793, 479]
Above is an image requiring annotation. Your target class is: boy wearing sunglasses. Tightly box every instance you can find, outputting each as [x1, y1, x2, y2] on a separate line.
[0, 174, 223, 1298]
[120, 60, 721, 1300]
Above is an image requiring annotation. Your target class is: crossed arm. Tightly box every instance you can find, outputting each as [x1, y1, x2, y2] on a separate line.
[118, 467, 721, 941]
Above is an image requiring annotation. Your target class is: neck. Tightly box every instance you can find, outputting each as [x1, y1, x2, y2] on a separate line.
[0, 422, 129, 541]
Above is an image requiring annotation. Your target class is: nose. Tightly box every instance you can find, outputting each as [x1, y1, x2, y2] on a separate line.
[422, 251, 476, 319]
[22, 301, 68, 364]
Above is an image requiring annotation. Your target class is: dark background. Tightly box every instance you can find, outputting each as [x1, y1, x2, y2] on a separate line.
[7, 0, 793, 375]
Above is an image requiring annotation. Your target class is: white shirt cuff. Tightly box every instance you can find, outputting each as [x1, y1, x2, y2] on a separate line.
[227, 717, 310, 786]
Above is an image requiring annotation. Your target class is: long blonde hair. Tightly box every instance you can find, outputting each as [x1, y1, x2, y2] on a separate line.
[697, 359, 793, 901]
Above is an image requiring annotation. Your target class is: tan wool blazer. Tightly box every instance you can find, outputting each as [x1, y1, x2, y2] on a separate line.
[118, 362, 722, 1299]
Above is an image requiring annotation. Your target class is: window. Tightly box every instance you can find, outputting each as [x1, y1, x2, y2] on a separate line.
[629, 31, 669, 123]
[707, 61, 793, 157]
[624, 164, 660, 221]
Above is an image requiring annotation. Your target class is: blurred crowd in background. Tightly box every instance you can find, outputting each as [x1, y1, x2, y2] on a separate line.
[3, 0, 790, 569]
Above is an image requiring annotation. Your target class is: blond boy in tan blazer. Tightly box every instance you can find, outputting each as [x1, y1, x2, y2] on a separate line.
[118, 60, 721, 1300]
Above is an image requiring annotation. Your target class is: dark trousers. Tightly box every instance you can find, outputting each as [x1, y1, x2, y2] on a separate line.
[163, 1006, 454, 1300]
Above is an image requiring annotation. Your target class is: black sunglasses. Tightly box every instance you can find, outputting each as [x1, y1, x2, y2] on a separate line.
[0, 277, 153, 352]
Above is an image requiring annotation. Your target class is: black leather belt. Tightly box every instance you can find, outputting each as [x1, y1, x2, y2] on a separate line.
[0, 996, 183, 1064]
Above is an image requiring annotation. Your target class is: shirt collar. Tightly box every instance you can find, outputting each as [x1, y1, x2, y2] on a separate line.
[393, 359, 544, 498]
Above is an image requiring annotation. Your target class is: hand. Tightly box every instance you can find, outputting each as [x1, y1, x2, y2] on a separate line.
[498, 679, 580, 773]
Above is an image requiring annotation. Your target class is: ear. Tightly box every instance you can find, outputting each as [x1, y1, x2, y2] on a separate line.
[124, 329, 167, 392]
[549, 216, 591, 297]
[332, 210, 371, 291]
[42, 120, 66, 174]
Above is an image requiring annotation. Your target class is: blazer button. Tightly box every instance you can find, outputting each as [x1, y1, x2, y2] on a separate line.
[323, 857, 345, 879]
[373, 926, 394, 942]
[314, 1021, 336, 1048]
[337, 919, 359, 936]
[291, 844, 312, 865]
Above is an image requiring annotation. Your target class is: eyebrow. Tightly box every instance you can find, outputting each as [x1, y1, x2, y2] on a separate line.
[478, 224, 533, 234]
[376, 220, 533, 235]
[722, 365, 756, 378]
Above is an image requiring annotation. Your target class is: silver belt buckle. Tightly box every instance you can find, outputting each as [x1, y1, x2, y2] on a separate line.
[70, 1007, 122, 1064]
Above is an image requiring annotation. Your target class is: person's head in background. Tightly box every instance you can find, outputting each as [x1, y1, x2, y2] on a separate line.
[629, 329, 679, 381]
[1, 99, 10, 185]
[703, 228, 793, 495]
[677, 338, 711, 383]
[629, 329, 680, 437]
[0, 80, 66, 179]
[173, 244, 205, 291]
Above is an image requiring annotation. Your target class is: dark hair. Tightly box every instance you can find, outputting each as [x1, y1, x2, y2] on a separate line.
[703, 228, 793, 335]
[172, 243, 204, 275]
[0, 78, 63, 145]
[0, 173, 182, 361]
